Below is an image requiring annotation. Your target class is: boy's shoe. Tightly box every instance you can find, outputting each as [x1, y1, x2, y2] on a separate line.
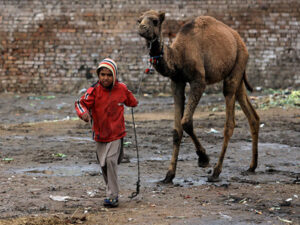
[103, 197, 119, 208]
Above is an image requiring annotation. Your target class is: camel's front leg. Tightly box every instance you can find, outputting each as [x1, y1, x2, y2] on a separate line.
[182, 80, 209, 168]
[161, 81, 186, 183]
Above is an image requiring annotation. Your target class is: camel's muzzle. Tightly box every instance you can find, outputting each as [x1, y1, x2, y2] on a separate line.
[138, 26, 153, 40]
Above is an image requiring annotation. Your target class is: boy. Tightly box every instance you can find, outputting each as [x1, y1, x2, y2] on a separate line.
[75, 58, 138, 207]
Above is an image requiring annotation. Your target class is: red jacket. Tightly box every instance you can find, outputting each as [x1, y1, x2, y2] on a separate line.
[75, 80, 138, 142]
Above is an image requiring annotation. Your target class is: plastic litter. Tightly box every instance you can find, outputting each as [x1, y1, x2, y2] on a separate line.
[278, 217, 292, 224]
[49, 195, 80, 202]
[123, 141, 132, 147]
[239, 198, 247, 204]
[2, 158, 14, 162]
[87, 190, 97, 197]
[207, 128, 220, 134]
[254, 210, 262, 215]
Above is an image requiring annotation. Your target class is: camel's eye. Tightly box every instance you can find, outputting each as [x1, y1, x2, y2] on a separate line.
[152, 19, 158, 26]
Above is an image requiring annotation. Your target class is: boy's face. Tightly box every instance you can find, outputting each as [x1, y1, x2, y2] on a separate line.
[99, 68, 113, 88]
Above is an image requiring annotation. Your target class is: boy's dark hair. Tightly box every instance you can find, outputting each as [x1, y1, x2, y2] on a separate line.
[97, 67, 103, 76]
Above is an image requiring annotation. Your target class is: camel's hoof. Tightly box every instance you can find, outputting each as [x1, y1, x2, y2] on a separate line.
[198, 155, 210, 168]
[241, 168, 256, 176]
[159, 172, 175, 184]
[158, 178, 173, 185]
[207, 175, 221, 183]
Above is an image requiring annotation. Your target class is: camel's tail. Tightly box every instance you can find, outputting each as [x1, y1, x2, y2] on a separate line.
[243, 71, 253, 92]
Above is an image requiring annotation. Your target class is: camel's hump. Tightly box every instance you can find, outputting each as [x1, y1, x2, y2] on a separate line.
[179, 16, 226, 35]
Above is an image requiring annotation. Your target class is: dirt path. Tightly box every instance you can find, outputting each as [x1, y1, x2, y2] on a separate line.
[0, 92, 299, 224]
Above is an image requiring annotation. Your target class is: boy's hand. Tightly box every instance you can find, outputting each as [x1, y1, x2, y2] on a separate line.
[81, 113, 91, 122]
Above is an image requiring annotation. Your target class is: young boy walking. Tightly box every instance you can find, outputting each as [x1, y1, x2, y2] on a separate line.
[75, 58, 138, 207]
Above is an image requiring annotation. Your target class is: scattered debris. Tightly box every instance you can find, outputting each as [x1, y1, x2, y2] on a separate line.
[269, 207, 280, 211]
[87, 171, 100, 176]
[166, 216, 186, 219]
[277, 217, 293, 224]
[84, 207, 92, 213]
[86, 190, 97, 197]
[239, 198, 247, 204]
[28, 95, 56, 100]
[280, 199, 292, 207]
[2, 158, 14, 162]
[49, 195, 80, 202]
[206, 128, 220, 134]
[184, 195, 191, 199]
[255, 86, 262, 91]
[52, 153, 67, 158]
[99, 207, 108, 212]
[218, 212, 232, 220]
[123, 141, 132, 147]
[157, 93, 172, 97]
[254, 210, 262, 215]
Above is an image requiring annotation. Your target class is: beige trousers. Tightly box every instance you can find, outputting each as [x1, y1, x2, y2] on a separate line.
[96, 139, 122, 198]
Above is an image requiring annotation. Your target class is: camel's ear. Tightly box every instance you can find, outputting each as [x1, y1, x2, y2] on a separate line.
[159, 11, 165, 23]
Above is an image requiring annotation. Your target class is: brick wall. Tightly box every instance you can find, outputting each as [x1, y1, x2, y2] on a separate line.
[0, 0, 299, 94]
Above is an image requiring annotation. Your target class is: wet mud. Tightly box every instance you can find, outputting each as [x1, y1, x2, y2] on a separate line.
[0, 92, 299, 224]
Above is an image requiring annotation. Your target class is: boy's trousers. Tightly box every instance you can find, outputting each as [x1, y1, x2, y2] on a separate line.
[96, 139, 122, 199]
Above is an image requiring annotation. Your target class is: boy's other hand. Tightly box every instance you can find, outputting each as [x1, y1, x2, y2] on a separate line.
[82, 113, 91, 122]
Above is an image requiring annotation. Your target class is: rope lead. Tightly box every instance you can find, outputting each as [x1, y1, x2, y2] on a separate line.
[128, 55, 148, 199]
[128, 107, 141, 199]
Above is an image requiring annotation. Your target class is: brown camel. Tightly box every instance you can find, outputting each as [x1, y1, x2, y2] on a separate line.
[137, 10, 260, 182]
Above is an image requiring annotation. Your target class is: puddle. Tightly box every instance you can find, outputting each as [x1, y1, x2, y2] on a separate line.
[7, 142, 300, 188]
[12, 164, 101, 177]
[43, 136, 94, 143]
[240, 142, 293, 152]
[140, 177, 208, 188]
[8, 135, 94, 143]
[130, 153, 197, 163]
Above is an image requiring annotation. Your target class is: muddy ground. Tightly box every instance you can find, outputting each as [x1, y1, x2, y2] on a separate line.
[0, 91, 299, 225]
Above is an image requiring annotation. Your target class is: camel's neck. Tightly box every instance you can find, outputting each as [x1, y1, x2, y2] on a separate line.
[147, 39, 177, 78]
[148, 39, 163, 57]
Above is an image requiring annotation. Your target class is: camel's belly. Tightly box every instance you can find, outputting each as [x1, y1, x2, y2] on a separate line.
[205, 73, 224, 84]
[204, 62, 234, 84]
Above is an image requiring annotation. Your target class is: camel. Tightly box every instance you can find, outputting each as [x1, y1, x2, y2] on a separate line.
[137, 10, 260, 182]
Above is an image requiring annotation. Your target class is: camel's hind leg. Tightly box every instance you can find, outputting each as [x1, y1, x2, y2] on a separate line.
[236, 83, 260, 174]
[208, 87, 237, 182]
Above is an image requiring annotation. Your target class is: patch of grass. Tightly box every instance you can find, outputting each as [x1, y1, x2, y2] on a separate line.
[258, 89, 300, 110]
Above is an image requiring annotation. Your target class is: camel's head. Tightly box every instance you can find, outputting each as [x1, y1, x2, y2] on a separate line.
[137, 10, 165, 42]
